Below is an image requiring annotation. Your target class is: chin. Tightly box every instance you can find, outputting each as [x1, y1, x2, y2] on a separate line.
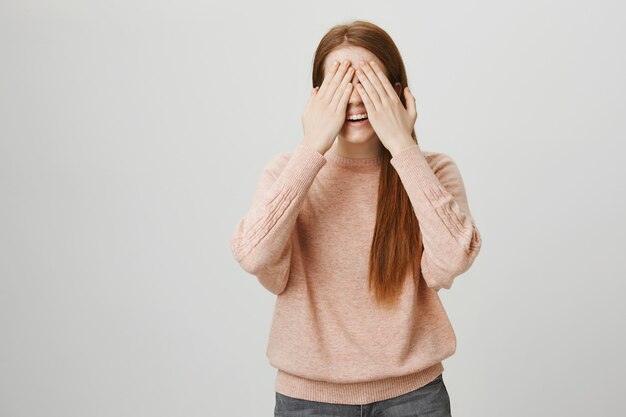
[339, 126, 376, 144]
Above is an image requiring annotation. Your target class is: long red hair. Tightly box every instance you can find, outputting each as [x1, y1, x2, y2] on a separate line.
[311, 20, 423, 310]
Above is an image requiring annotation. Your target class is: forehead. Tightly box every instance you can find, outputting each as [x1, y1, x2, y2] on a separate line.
[324, 46, 385, 70]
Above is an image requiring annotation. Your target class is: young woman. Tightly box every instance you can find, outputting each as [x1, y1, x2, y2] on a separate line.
[230, 20, 482, 417]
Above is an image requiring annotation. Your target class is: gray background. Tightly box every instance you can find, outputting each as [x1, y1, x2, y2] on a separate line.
[1, 1, 625, 416]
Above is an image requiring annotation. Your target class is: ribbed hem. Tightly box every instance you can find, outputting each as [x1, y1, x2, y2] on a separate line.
[275, 361, 444, 405]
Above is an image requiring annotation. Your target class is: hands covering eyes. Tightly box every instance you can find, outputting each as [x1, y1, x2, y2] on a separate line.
[301, 59, 417, 156]
[354, 60, 418, 154]
[301, 59, 355, 154]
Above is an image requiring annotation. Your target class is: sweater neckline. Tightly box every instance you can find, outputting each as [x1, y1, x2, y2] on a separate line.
[324, 149, 383, 167]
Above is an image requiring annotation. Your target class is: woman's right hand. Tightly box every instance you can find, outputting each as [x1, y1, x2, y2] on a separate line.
[301, 59, 354, 154]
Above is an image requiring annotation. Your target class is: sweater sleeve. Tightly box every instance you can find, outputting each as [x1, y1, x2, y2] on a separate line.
[390, 144, 482, 292]
[230, 143, 327, 295]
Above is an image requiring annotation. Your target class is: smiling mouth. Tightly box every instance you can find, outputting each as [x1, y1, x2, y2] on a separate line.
[345, 116, 370, 126]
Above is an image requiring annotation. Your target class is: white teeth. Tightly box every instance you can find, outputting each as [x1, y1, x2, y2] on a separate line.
[346, 113, 368, 121]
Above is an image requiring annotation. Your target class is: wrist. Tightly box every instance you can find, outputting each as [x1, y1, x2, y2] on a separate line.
[301, 137, 328, 155]
[388, 137, 418, 157]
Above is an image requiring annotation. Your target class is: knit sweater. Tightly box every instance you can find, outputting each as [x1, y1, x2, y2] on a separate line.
[230, 141, 482, 405]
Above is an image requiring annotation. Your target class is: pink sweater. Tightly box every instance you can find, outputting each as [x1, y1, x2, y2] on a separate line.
[230, 142, 482, 405]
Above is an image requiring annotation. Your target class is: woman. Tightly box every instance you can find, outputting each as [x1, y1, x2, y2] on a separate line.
[230, 20, 482, 417]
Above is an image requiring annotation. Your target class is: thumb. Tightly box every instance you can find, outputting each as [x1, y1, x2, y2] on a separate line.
[404, 86, 417, 121]
[305, 86, 319, 110]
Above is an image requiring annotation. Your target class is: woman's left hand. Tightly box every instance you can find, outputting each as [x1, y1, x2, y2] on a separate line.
[355, 60, 418, 155]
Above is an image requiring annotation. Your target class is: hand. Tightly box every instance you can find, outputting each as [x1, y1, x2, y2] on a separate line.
[355, 60, 418, 155]
[301, 59, 355, 154]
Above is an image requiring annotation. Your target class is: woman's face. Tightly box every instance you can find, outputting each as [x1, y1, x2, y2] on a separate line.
[323, 46, 390, 146]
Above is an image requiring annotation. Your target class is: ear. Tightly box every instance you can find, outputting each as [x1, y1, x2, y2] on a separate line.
[394, 82, 403, 98]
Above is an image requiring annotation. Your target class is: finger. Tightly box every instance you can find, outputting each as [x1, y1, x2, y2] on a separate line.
[355, 83, 375, 114]
[404, 86, 417, 120]
[366, 61, 399, 99]
[330, 66, 355, 109]
[317, 60, 340, 98]
[356, 65, 381, 110]
[336, 82, 353, 113]
[320, 60, 351, 102]
[360, 61, 391, 105]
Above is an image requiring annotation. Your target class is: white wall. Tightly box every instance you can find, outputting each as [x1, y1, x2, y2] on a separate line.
[1, 1, 624, 416]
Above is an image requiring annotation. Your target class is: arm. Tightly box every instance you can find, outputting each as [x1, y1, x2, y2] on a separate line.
[390, 144, 482, 291]
[230, 143, 326, 295]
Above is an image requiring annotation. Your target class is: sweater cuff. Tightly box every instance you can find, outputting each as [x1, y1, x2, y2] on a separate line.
[277, 142, 327, 193]
[389, 144, 441, 191]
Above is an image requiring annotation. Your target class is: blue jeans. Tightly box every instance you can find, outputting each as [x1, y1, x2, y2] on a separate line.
[274, 373, 451, 417]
